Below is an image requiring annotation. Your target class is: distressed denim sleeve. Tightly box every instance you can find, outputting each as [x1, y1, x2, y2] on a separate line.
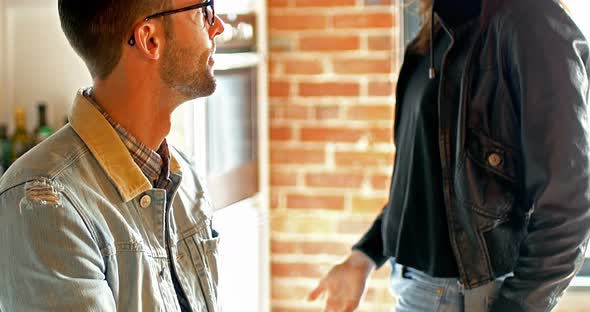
[0, 178, 116, 311]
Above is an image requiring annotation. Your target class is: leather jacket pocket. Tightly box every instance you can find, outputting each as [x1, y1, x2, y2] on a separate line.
[455, 129, 519, 219]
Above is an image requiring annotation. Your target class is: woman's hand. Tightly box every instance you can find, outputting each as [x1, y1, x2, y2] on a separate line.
[308, 250, 376, 312]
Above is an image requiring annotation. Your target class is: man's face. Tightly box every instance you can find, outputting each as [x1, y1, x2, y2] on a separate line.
[159, 1, 222, 100]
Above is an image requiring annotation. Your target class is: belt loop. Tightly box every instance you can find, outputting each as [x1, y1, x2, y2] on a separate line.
[457, 280, 465, 294]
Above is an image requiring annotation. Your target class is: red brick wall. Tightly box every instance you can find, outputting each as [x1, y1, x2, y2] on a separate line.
[268, 0, 399, 310]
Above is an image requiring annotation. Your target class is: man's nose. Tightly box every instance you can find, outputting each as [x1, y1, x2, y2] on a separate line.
[208, 15, 225, 39]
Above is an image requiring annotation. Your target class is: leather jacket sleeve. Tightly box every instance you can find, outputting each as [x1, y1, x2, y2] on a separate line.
[490, 4, 590, 311]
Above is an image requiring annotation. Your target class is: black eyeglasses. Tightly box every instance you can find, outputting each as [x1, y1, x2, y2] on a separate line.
[128, 0, 215, 46]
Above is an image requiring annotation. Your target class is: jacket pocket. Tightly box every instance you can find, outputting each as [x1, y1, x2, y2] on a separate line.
[180, 231, 219, 312]
[455, 129, 519, 219]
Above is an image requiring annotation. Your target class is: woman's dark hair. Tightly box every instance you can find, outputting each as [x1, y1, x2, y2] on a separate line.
[58, 0, 169, 79]
[409, 0, 569, 54]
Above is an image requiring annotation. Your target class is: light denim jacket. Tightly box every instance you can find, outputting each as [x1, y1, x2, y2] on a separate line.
[0, 91, 220, 312]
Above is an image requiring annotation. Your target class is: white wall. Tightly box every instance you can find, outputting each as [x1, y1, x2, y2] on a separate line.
[0, 1, 91, 133]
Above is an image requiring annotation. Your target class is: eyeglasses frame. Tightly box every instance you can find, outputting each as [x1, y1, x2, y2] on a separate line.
[128, 0, 215, 46]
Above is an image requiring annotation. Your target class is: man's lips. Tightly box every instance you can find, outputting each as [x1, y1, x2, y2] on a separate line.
[208, 47, 216, 66]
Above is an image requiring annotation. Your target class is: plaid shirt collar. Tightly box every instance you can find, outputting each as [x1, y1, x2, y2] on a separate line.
[82, 88, 170, 187]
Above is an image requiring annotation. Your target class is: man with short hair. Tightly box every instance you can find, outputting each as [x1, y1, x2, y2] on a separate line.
[0, 0, 225, 310]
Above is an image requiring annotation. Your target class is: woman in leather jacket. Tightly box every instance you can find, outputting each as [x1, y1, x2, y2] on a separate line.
[309, 0, 590, 311]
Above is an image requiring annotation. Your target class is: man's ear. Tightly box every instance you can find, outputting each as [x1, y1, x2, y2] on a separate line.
[133, 22, 163, 60]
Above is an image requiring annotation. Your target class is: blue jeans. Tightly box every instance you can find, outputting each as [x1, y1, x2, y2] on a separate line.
[389, 260, 505, 312]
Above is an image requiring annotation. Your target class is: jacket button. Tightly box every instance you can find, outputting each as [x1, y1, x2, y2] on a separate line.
[140, 195, 152, 208]
[488, 153, 503, 168]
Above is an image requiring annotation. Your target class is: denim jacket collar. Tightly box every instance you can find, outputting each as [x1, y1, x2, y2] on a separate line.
[69, 89, 182, 202]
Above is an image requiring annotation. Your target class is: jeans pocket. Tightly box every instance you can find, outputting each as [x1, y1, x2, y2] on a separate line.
[390, 271, 411, 297]
[392, 278, 441, 312]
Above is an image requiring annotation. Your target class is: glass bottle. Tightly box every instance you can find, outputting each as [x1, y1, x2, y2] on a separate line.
[0, 124, 11, 174]
[11, 107, 30, 162]
[35, 102, 54, 144]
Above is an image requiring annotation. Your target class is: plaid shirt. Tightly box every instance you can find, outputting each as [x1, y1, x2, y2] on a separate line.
[83, 89, 190, 311]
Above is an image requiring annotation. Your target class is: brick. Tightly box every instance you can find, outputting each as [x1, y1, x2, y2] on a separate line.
[368, 34, 393, 50]
[270, 81, 290, 97]
[270, 34, 297, 52]
[287, 194, 345, 210]
[269, 0, 289, 7]
[300, 127, 365, 143]
[301, 241, 350, 255]
[305, 172, 364, 188]
[333, 13, 394, 29]
[369, 79, 395, 96]
[335, 151, 394, 167]
[271, 239, 299, 254]
[270, 126, 293, 141]
[314, 106, 340, 120]
[351, 196, 388, 214]
[269, 59, 280, 75]
[270, 147, 325, 165]
[270, 104, 310, 120]
[300, 35, 360, 51]
[271, 213, 337, 234]
[337, 219, 374, 234]
[299, 82, 360, 97]
[271, 240, 297, 254]
[333, 58, 392, 74]
[369, 127, 393, 143]
[284, 59, 324, 75]
[269, 14, 329, 30]
[285, 106, 311, 120]
[346, 105, 394, 121]
[371, 174, 391, 190]
[295, 0, 356, 7]
[271, 169, 298, 186]
[272, 262, 324, 278]
[271, 239, 350, 255]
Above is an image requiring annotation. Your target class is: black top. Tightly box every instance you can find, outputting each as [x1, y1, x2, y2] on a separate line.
[352, 2, 481, 277]
[391, 30, 457, 277]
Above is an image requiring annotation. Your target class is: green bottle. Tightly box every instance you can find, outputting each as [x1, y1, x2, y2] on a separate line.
[0, 124, 11, 173]
[35, 102, 54, 144]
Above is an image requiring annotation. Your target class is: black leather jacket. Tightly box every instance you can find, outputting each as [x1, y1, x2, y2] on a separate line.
[356, 0, 590, 311]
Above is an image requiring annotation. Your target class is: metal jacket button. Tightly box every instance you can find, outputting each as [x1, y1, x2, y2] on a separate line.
[140, 195, 152, 208]
[488, 153, 503, 168]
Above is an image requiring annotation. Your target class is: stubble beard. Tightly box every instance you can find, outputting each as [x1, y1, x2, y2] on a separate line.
[160, 39, 217, 100]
